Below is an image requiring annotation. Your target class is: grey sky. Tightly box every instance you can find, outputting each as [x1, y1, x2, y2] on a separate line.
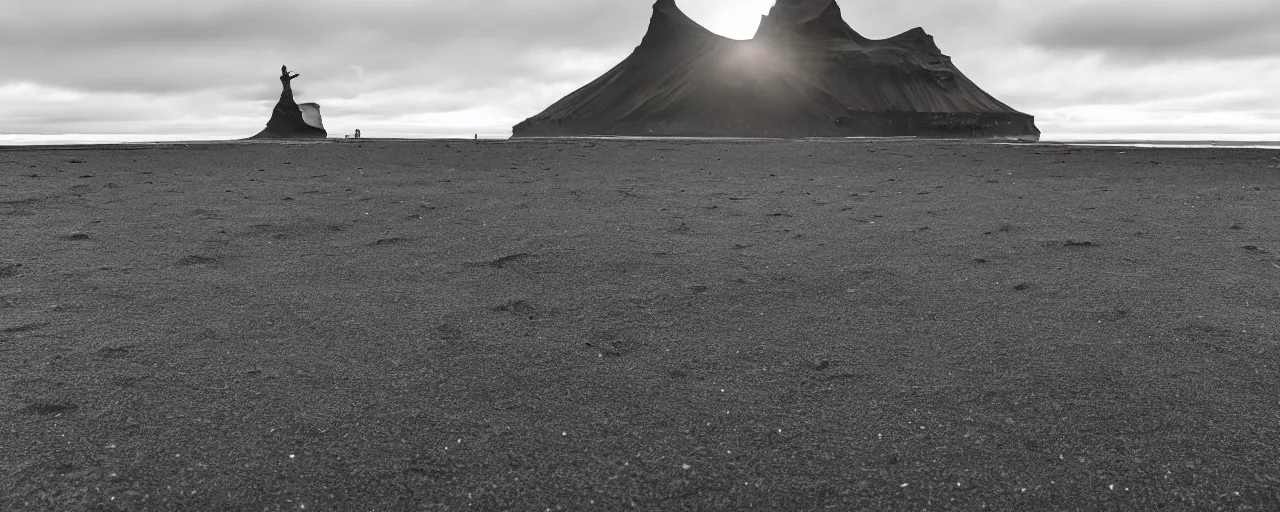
[1, 0, 1278, 141]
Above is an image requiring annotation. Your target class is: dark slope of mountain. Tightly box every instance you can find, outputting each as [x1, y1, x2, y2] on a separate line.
[513, 0, 1039, 140]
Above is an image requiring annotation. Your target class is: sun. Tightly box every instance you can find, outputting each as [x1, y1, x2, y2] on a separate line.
[677, 0, 777, 40]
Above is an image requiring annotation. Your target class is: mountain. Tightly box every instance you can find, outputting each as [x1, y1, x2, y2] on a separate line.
[513, 0, 1039, 140]
[250, 65, 327, 139]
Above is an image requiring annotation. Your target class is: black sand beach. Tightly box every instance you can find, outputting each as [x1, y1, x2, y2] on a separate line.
[2, 139, 1278, 509]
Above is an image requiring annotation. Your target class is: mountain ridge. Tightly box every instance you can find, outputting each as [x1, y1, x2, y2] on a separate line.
[513, 0, 1039, 140]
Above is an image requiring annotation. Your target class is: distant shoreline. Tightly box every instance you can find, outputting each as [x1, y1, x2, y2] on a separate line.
[2, 136, 1277, 151]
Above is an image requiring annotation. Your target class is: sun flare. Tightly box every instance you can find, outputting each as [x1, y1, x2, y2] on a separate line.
[677, 0, 777, 40]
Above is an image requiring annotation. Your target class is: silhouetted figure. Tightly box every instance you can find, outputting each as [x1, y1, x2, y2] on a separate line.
[281, 65, 299, 93]
[249, 65, 328, 139]
[354, 129, 361, 139]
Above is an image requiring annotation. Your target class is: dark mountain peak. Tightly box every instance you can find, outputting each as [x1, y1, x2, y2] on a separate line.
[640, 0, 723, 48]
[764, 0, 835, 24]
[885, 26, 942, 53]
[754, 0, 866, 41]
[513, 0, 1038, 140]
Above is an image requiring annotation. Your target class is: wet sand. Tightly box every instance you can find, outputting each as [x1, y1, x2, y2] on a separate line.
[2, 139, 1278, 509]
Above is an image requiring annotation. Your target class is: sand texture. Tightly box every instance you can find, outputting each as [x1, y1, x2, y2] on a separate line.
[1, 139, 1278, 509]
[513, 0, 1039, 140]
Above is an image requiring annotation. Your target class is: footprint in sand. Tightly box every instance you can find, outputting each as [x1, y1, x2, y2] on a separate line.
[99, 345, 134, 359]
[588, 329, 640, 358]
[1040, 239, 1098, 249]
[20, 402, 77, 416]
[435, 324, 464, 341]
[488, 253, 533, 268]
[1, 196, 47, 212]
[1, 322, 49, 335]
[176, 255, 220, 266]
[464, 253, 536, 269]
[492, 299, 553, 320]
[1094, 309, 1130, 323]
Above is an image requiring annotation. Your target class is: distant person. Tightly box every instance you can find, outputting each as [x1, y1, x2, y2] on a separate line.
[354, 129, 361, 139]
[281, 65, 300, 92]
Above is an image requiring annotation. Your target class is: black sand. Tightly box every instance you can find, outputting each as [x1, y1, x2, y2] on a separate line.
[1, 139, 1278, 509]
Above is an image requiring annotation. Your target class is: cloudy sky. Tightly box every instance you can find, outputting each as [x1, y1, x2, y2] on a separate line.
[2, 0, 1278, 142]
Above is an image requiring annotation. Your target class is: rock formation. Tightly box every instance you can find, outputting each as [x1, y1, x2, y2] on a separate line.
[250, 65, 327, 139]
[513, 0, 1039, 140]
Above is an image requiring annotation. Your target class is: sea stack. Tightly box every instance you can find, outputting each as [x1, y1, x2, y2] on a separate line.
[513, 0, 1039, 140]
[250, 65, 327, 139]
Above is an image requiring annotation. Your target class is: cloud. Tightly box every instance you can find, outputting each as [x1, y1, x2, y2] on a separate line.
[0, 0, 1278, 140]
[1027, 0, 1280, 60]
[0, 0, 648, 93]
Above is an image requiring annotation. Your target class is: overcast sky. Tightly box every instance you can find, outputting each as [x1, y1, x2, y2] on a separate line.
[2, 0, 1279, 142]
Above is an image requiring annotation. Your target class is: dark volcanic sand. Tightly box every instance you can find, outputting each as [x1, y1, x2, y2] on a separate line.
[1, 139, 1278, 510]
